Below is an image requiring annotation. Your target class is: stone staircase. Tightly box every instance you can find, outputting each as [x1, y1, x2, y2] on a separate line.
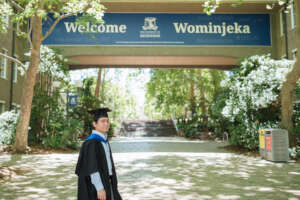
[119, 120, 178, 137]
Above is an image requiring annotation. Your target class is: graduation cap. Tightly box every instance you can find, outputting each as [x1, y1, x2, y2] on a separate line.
[88, 108, 111, 122]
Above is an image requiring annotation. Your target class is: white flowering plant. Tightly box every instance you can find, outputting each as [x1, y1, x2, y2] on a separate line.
[221, 54, 295, 149]
[289, 147, 300, 159]
[0, 0, 13, 32]
[0, 111, 19, 145]
[201, 0, 291, 15]
[22, 46, 70, 82]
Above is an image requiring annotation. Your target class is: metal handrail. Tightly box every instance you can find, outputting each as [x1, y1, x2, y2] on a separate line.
[170, 115, 179, 135]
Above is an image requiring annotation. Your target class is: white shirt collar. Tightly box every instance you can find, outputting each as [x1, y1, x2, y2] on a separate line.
[92, 130, 107, 140]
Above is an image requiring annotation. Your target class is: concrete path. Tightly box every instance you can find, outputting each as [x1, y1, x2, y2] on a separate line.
[0, 137, 299, 200]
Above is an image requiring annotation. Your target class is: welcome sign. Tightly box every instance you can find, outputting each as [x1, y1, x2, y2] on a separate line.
[42, 13, 271, 46]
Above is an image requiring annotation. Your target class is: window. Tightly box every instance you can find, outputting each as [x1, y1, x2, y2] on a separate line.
[290, 1, 296, 29]
[292, 49, 298, 60]
[280, 9, 287, 36]
[0, 49, 8, 79]
[13, 55, 18, 83]
[0, 101, 5, 114]
[11, 103, 20, 112]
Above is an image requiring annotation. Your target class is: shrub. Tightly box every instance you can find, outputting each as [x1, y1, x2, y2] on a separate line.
[42, 118, 82, 149]
[0, 111, 19, 145]
[289, 147, 300, 159]
[108, 121, 116, 139]
[221, 55, 294, 150]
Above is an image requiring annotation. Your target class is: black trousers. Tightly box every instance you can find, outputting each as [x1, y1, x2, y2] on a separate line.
[109, 178, 114, 200]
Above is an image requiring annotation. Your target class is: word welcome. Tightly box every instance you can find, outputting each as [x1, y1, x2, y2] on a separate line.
[64, 22, 127, 33]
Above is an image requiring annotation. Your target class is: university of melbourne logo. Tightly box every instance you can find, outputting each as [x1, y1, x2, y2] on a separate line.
[140, 17, 160, 38]
[142, 17, 158, 31]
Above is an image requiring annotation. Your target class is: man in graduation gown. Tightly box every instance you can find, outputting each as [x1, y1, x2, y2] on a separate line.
[75, 108, 122, 200]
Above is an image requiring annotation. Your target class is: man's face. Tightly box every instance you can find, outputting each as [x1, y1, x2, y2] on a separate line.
[93, 117, 110, 133]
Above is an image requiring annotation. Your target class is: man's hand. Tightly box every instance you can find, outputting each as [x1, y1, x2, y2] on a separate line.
[97, 189, 106, 200]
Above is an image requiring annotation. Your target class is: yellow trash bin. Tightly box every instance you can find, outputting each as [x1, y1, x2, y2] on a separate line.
[259, 129, 266, 158]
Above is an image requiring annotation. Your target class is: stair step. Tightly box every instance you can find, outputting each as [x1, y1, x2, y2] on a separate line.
[120, 120, 177, 137]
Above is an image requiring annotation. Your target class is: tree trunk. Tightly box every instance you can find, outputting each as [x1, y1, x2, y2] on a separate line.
[190, 70, 196, 114]
[100, 69, 106, 101]
[280, 0, 300, 147]
[198, 69, 209, 137]
[13, 15, 42, 153]
[209, 70, 220, 102]
[94, 68, 102, 98]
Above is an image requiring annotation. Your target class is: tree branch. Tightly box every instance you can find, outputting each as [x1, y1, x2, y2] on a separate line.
[42, 13, 73, 41]
[0, 52, 27, 70]
[7, 0, 24, 11]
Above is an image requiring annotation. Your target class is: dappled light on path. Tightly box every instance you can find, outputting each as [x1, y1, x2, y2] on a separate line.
[0, 137, 299, 200]
[0, 154, 77, 200]
[114, 151, 300, 200]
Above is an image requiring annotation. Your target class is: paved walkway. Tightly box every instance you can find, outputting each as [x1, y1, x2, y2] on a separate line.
[0, 137, 299, 200]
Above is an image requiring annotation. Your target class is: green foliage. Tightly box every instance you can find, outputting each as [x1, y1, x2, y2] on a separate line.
[294, 101, 300, 146]
[289, 147, 300, 159]
[107, 121, 116, 139]
[232, 0, 243, 7]
[145, 69, 225, 119]
[146, 69, 191, 118]
[70, 69, 138, 138]
[0, 0, 105, 36]
[100, 81, 137, 125]
[229, 121, 259, 150]
[95, 69, 138, 129]
[146, 68, 228, 140]
[41, 118, 82, 149]
[222, 55, 296, 150]
[0, 111, 18, 145]
[209, 88, 232, 138]
[293, 102, 300, 129]
[30, 80, 82, 149]
[176, 115, 206, 138]
[30, 84, 60, 142]
[71, 77, 101, 137]
[28, 46, 82, 149]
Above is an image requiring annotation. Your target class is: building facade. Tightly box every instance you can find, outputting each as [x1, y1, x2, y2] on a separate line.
[0, 11, 27, 113]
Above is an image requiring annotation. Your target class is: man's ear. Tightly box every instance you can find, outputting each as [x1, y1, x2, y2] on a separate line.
[92, 121, 96, 128]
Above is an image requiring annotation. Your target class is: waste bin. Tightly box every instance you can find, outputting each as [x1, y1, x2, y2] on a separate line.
[259, 129, 289, 162]
[259, 129, 266, 158]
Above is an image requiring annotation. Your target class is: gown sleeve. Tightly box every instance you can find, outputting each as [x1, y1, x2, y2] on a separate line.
[75, 140, 102, 176]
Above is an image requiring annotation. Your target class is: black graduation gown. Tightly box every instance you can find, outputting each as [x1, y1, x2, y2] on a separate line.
[75, 139, 122, 200]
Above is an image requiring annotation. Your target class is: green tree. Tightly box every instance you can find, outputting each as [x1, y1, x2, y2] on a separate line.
[98, 69, 138, 123]
[100, 81, 137, 124]
[0, 0, 105, 153]
[72, 77, 101, 137]
[145, 69, 225, 120]
[146, 69, 191, 119]
[72, 70, 137, 136]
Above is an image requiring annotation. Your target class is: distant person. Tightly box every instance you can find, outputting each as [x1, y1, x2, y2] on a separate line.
[75, 108, 122, 200]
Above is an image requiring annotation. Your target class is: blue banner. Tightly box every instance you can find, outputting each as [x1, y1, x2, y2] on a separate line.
[42, 13, 271, 46]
